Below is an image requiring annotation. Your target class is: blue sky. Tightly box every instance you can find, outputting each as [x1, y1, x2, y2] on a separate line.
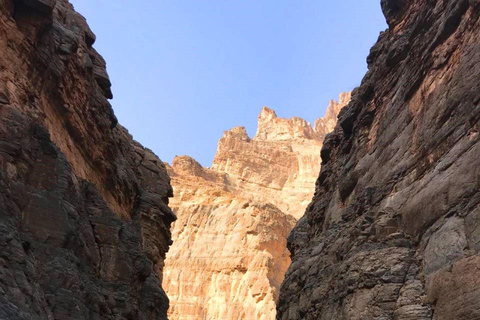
[70, 1, 387, 166]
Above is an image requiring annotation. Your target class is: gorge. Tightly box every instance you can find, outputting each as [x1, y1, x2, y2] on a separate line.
[0, 0, 479, 320]
[163, 94, 350, 320]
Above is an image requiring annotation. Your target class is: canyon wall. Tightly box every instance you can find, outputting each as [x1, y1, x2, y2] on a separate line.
[164, 156, 295, 320]
[164, 96, 349, 320]
[0, 1, 175, 319]
[277, 0, 480, 319]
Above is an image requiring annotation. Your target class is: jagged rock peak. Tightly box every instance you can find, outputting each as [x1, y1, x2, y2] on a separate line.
[314, 91, 352, 139]
[222, 125, 251, 141]
[255, 106, 317, 141]
[338, 91, 352, 105]
[259, 106, 278, 120]
[255, 94, 351, 142]
[171, 155, 204, 176]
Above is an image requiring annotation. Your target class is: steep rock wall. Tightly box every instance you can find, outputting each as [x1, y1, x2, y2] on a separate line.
[277, 1, 480, 319]
[165, 156, 294, 320]
[0, 1, 175, 319]
[164, 97, 349, 320]
[213, 97, 350, 220]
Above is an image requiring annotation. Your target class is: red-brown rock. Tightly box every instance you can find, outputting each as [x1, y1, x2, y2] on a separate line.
[0, 1, 175, 319]
[277, 1, 480, 319]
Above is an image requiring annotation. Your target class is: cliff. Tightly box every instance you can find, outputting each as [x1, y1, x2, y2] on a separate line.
[164, 95, 349, 320]
[164, 156, 295, 320]
[213, 98, 350, 220]
[0, 1, 175, 319]
[277, 1, 480, 319]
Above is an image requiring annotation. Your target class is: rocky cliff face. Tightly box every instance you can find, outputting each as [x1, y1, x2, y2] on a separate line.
[164, 96, 349, 320]
[277, 1, 480, 319]
[212, 99, 349, 220]
[0, 1, 175, 319]
[164, 156, 295, 320]
[314, 92, 352, 140]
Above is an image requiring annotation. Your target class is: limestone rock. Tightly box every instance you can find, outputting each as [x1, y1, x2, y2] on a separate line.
[314, 92, 352, 140]
[255, 107, 318, 141]
[213, 95, 350, 220]
[0, 1, 174, 319]
[277, 1, 480, 319]
[164, 95, 349, 320]
[165, 158, 294, 320]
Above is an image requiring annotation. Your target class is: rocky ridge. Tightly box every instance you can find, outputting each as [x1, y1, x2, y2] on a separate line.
[277, 1, 480, 319]
[164, 94, 349, 320]
[0, 1, 175, 319]
[213, 93, 351, 220]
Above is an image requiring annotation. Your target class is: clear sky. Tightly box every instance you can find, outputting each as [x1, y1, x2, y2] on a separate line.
[70, 1, 387, 167]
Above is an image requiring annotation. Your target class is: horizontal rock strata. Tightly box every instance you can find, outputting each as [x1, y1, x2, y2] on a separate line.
[0, 1, 175, 319]
[164, 96, 349, 320]
[277, 1, 480, 319]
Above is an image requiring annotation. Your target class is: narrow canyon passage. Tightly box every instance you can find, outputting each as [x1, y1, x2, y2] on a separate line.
[163, 94, 350, 320]
[0, 0, 479, 320]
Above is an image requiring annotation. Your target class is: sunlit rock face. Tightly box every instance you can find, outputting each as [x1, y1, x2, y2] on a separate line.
[277, 1, 480, 319]
[164, 94, 349, 320]
[164, 157, 295, 320]
[314, 92, 352, 140]
[0, 1, 174, 319]
[213, 95, 350, 220]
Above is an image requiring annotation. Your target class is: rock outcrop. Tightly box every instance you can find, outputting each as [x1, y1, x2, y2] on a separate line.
[314, 92, 352, 140]
[277, 1, 480, 319]
[0, 1, 175, 319]
[213, 99, 350, 220]
[164, 96, 349, 320]
[164, 156, 295, 320]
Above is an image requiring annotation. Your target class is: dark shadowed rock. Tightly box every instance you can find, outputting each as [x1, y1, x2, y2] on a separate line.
[16, 0, 55, 14]
[0, 1, 174, 319]
[277, 1, 480, 319]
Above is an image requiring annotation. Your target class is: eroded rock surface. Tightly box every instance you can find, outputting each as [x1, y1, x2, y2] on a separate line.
[277, 1, 480, 319]
[165, 156, 295, 320]
[213, 97, 350, 220]
[164, 97, 348, 320]
[0, 1, 175, 319]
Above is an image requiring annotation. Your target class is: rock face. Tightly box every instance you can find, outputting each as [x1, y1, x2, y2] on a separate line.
[164, 96, 348, 320]
[164, 156, 295, 320]
[213, 98, 350, 220]
[277, 1, 480, 320]
[314, 92, 352, 140]
[0, 1, 175, 319]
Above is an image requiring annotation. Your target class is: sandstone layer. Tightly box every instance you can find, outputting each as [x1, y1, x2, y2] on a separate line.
[0, 1, 175, 319]
[165, 156, 295, 320]
[277, 1, 480, 319]
[164, 96, 349, 320]
[213, 95, 350, 220]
